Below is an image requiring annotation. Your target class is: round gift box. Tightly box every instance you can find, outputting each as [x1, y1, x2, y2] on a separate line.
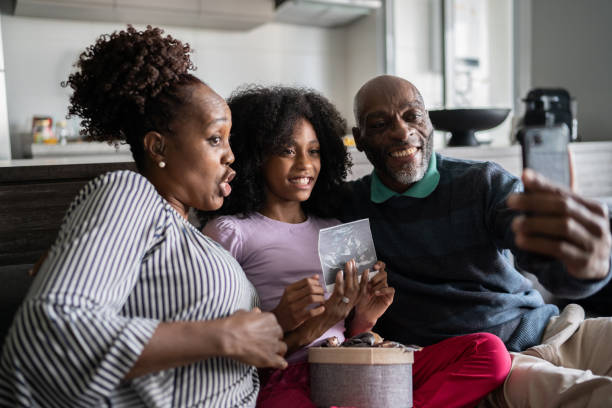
[308, 347, 413, 408]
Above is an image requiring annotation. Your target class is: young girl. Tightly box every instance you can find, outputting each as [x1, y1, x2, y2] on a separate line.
[201, 86, 511, 408]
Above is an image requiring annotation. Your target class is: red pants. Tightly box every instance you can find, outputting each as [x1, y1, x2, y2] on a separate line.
[257, 332, 511, 408]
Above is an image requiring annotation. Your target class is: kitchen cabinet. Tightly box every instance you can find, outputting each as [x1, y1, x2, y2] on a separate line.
[117, 0, 200, 13]
[15, 0, 118, 23]
[200, 0, 276, 17]
[14, 0, 275, 30]
[114, 0, 274, 15]
[22, 0, 114, 5]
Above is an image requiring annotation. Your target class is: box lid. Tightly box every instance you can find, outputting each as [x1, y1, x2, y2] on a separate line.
[308, 347, 414, 365]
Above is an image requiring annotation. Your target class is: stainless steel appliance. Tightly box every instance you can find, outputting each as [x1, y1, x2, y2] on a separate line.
[523, 88, 577, 142]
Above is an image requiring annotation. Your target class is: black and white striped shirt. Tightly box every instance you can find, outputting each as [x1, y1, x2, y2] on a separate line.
[0, 170, 260, 407]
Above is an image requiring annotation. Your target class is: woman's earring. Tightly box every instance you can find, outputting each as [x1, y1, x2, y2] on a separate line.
[158, 161, 166, 169]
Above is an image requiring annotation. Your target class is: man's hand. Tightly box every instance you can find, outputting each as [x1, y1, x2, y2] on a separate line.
[507, 169, 611, 280]
[272, 275, 326, 332]
[350, 261, 394, 336]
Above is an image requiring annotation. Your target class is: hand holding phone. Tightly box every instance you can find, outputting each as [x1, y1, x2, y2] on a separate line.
[507, 169, 611, 281]
[519, 124, 571, 188]
[510, 125, 611, 281]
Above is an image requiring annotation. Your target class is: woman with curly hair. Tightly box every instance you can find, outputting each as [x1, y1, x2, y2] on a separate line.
[0, 26, 286, 407]
[200, 86, 395, 407]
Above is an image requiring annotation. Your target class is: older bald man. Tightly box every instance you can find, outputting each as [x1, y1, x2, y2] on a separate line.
[337, 75, 612, 407]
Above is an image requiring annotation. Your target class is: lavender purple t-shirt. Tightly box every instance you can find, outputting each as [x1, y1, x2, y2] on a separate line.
[202, 212, 346, 362]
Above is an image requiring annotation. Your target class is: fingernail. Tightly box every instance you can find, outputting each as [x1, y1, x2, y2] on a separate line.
[507, 195, 517, 206]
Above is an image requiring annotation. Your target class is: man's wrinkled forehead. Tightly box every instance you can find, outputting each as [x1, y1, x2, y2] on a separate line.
[354, 80, 424, 124]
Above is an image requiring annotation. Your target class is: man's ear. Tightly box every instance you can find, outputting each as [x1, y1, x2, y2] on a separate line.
[143, 131, 166, 165]
[352, 126, 364, 152]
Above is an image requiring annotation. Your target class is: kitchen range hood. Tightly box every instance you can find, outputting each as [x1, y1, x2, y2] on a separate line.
[275, 0, 381, 27]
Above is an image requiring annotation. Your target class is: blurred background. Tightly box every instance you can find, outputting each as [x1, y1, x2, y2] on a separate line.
[0, 0, 610, 160]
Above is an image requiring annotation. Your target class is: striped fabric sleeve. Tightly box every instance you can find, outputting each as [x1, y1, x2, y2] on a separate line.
[0, 171, 162, 407]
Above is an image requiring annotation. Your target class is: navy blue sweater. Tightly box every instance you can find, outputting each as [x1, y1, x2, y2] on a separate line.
[339, 154, 611, 351]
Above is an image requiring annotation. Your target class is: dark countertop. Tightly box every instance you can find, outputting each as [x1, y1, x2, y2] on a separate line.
[0, 156, 136, 183]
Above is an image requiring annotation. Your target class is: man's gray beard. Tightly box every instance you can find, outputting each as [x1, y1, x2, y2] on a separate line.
[388, 162, 427, 185]
[384, 135, 433, 186]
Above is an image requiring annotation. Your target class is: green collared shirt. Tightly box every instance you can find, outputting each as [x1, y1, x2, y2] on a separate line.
[370, 152, 440, 203]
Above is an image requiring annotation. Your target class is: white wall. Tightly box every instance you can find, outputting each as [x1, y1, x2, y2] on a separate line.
[513, 0, 531, 114]
[1, 14, 380, 158]
[394, 0, 444, 110]
[344, 10, 384, 127]
[530, 0, 612, 141]
[393, 0, 445, 149]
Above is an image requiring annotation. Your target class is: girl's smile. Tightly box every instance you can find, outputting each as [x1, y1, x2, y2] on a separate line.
[288, 176, 315, 189]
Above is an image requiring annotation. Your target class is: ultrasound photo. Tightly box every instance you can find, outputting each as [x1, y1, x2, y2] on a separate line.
[318, 218, 377, 289]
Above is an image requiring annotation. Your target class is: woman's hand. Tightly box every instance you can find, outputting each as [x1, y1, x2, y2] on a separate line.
[349, 261, 394, 336]
[218, 308, 287, 369]
[125, 308, 287, 380]
[272, 275, 326, 332]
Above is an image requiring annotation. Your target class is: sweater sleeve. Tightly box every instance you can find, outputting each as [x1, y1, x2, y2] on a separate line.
[202, 216, 245, 264]
[484, 162, 612, 298]
[0, 171, 162, 407]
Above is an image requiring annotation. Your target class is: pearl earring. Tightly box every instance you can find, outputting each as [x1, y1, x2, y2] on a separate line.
[158, 161, 166, 168]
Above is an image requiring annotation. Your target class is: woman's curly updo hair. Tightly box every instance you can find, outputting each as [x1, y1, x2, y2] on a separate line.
[199, 85, 351, 223]
[62, 25, 202, 169]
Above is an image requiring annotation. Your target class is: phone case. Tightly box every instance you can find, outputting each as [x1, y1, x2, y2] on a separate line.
[520, 125, 570, 187]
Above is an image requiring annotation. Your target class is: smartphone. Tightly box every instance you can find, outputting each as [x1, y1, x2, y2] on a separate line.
[519, 124, 571, 188]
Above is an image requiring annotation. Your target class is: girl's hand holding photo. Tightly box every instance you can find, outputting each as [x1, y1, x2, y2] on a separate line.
[350, 261, 395, 336]
[325, 258, 365, 320]
[272, 275, 326, 332]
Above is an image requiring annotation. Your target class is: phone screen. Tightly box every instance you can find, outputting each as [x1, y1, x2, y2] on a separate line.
[520, 125, 570, 188]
